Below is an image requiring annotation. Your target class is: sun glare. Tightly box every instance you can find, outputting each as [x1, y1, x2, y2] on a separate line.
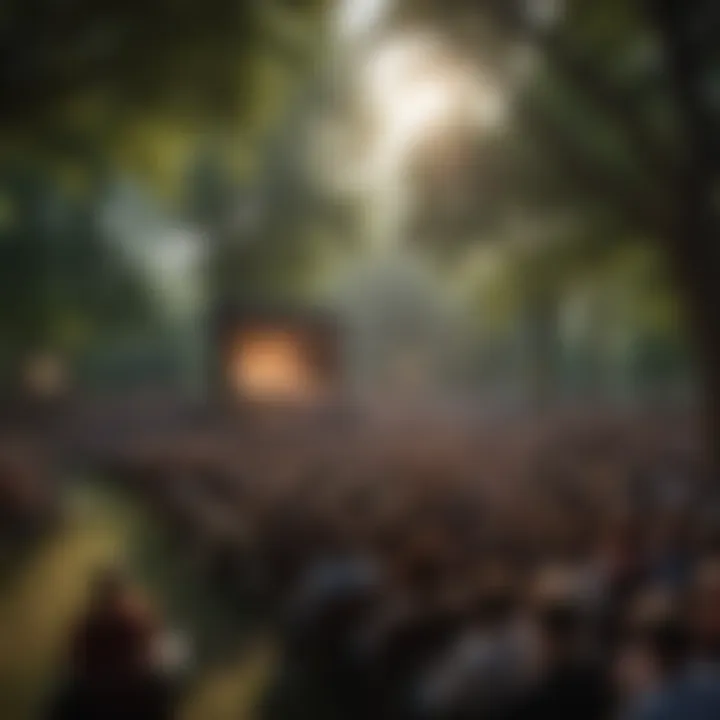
[336, 0, 389, 39]
[362, 34, 507, 169]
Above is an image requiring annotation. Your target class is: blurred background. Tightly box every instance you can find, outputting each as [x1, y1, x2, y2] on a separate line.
[1, 1, 719, 719]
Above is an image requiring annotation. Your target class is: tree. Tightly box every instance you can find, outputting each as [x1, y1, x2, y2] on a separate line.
[384, 0, 720, 466]
[0, 1, 324, 130]
[0, 161, 158, 386]
[0, 1, 328, 389]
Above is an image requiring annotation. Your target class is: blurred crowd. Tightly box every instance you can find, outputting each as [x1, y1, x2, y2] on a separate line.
[3, 405, 720, 719]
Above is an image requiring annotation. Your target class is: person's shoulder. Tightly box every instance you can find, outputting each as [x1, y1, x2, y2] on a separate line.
[626, 679, 699, 720]
[569, 660, 610, 691]
[683, 664, 720, 707]
[622, 691, 670, 720]
[46, 680, 87, 720]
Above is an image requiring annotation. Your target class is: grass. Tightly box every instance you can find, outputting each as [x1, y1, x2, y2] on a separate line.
[0, 481, 275, 720]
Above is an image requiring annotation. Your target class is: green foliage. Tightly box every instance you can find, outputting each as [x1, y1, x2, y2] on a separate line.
[0, 1, 328, 384]
[0, 0, 327, 194]
[0, 1, 324, 130]
[372, 0, 707, 400]
[0, 163, 158, 372]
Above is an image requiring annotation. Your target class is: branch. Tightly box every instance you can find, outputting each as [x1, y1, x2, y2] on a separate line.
[0, 0, 315, 131]
[518, 94, 672, 241]
[481, 0, 680, 182]
[649, 0, 720, 172]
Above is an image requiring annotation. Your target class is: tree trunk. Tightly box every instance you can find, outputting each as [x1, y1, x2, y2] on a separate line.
[662, 193, 720, 474]
[651, 0, 720, 475]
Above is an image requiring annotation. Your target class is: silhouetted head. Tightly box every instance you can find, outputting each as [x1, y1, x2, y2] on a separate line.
[89, 565, 129, 610]
[625, 589, 688, 677]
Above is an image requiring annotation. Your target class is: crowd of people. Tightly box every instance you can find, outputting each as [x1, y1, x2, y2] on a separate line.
[3, 404, 720, 719]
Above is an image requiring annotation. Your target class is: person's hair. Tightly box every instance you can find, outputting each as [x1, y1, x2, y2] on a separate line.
[90, 565, 128, 606]
[646, 616, 688, 674]
[627, 590, 688, 674]
[538, 601, 584, 644]
[468, 566, 519, 627]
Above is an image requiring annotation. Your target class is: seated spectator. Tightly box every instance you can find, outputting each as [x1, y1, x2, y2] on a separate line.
[511, 594, 612, 720]
[415, 568, 529, 720]
[616, 588, 720, 720]
[687, 559, 720, 663]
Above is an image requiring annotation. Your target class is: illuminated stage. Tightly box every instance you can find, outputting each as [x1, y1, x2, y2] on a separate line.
[214, 306, 342, 404]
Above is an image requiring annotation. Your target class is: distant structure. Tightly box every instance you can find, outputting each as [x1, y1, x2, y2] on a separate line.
[212, 304, 343, 404]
